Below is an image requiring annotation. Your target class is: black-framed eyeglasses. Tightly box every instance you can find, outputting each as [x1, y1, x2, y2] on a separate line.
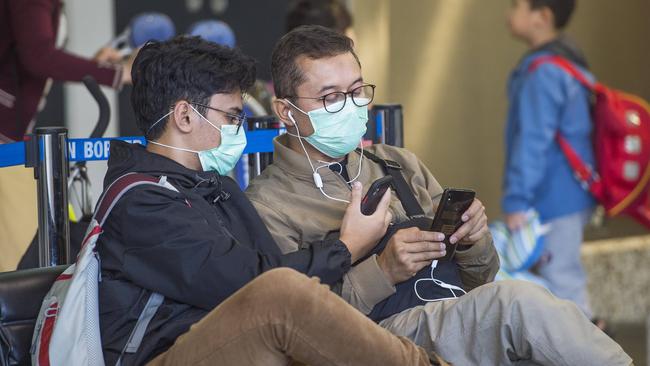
[287, 84, 376, 113]
[191, 102, 247, 134]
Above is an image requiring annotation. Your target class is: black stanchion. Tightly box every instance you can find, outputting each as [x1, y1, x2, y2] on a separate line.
[25, 127, 71, 267]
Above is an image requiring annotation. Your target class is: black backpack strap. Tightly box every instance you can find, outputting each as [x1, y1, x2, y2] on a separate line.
[356, 148, 425, 218]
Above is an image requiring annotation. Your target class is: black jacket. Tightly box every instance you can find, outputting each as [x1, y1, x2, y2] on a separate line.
[98, 141, 352, 365]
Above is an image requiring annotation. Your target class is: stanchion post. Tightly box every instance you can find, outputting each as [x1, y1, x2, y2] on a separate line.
[26, 127, 70, 267]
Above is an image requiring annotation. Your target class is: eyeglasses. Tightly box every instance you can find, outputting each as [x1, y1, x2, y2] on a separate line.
[288, 84, 376, 113]
[191, 102, 247, 134]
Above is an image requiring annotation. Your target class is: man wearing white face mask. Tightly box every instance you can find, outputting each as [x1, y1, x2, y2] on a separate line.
[146, 102, 248, 175]
[94, 36, 452, 366]
[246, 25, 632, 365]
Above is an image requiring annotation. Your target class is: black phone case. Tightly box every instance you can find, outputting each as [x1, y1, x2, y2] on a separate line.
[361, 176, 393, 215]
[430, 188, 476, 261]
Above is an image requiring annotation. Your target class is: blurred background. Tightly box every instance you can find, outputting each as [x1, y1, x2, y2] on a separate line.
[350, 0, 650, 239]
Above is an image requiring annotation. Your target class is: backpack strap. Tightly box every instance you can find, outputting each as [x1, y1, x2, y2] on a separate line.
[527, 56, 603, 196]
[90, 172, 178, 365]
[528, 55, 596, 90]
[355, 148, 426, 218]
[93, 173, 178, 226]
[555, 135, 601, 194]
[115, 292, 165, 366]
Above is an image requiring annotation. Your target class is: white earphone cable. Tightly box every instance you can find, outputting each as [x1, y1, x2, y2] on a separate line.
[414, 260, 467, 302]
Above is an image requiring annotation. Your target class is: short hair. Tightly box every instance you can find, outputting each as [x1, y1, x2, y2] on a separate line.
[529, 0, 576, 29]
[271, 25, 359, 99]
[286, 0, 353, 34]
[131, 36, 256, 139]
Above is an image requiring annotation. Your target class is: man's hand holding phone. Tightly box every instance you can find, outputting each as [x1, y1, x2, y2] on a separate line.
[377, 227, 447, 285]
[449, 198, 489, 246]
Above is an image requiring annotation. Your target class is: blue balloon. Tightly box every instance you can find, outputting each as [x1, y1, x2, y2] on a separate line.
[187, 20, 236, 48]
[129, 12, 176, 48]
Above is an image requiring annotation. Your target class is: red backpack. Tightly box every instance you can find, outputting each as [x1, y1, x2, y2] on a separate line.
[530, 56, 650, 228]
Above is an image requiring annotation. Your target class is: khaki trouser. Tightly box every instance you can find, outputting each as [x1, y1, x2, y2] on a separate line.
[149, 268, 446, 366]
[380, 280, 633, 366]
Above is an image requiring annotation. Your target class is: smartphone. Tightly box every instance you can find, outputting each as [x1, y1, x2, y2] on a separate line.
[430, 188, 476, 261]
[361, 176, 394, 215]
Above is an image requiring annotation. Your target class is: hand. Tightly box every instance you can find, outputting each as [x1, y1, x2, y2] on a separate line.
[504, 211, 527, 231]
[377, 227, 446, 285]
[340, 182, 392, 263]
[449, 198, 489, 246]
[93, 46, 123, 64]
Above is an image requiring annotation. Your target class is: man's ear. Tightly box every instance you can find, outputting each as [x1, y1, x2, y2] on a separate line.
[171, 101, 193, 134]
[272, 98, 295, 128]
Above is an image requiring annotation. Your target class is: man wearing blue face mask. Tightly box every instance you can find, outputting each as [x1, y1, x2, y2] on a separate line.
[94, 36, 450, 365]
[246, 25, 632, 365]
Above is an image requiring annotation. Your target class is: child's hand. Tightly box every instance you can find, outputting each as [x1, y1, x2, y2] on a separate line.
[505, 211, 527, 231]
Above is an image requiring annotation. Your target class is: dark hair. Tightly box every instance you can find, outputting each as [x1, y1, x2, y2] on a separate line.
[131, 36, 256, 139]
[271, 25, 359, 98]
[529, 0, 576, 29]
[286, 0, 353, 34]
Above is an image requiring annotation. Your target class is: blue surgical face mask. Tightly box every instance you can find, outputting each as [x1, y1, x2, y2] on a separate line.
[286, 98, 369, 158]
[148, 105, 247, 175]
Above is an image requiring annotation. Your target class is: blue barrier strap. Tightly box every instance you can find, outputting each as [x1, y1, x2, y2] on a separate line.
[0, 141, 25, 167]
[243, 128, 282, 154]
[376, 112, 384, 142]
[0, 129, 282, 168]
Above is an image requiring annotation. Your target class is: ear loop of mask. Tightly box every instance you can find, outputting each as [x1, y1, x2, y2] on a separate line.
[288, 110, 351, 204]
[146, 110, 200, 155]
[147, 110, 173, 135]
[146, 105, 224, 156]
[148, 140, 200, 155]
[414, 260, 467, 302]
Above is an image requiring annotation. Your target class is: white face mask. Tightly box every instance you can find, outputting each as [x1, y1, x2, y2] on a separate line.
[147, 105, 247, 175]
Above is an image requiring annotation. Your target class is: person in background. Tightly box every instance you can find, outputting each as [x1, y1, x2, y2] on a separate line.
[502, 0, 598, 324]
[0, 0, 130, 143]
[286, 0, 356, 42]
[0, 0, 132, 272]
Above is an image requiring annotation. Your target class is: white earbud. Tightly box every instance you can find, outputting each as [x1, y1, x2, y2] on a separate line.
[286, 107, 362, 204]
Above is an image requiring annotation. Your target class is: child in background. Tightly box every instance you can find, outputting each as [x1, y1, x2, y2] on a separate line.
[502, 0, 598, 323]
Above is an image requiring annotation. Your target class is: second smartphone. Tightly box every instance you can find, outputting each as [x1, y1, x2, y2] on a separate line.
[430, 188, 476, 261]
